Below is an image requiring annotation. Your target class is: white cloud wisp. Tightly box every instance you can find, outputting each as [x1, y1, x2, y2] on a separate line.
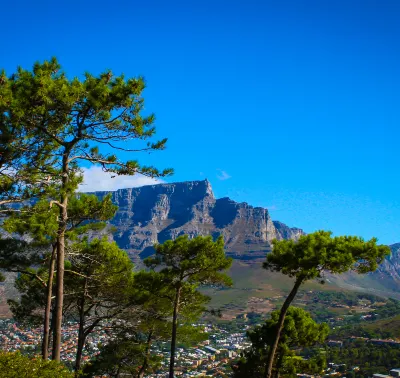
[78, 166, 164, 192]
[216, 169, 231, 181]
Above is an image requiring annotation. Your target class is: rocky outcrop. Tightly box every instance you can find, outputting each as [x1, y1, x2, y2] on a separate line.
[370, 243, 400, 291]
[273, 221, 304, 241]
[91, 179, 304, 262]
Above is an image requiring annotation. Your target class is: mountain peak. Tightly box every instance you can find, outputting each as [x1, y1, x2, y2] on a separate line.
[93, 180, 303, 262]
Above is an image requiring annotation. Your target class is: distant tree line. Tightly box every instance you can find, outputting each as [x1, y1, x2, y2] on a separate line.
[326, 339, 400, 378]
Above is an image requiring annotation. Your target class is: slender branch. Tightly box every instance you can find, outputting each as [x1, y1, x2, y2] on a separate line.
[0, 199, 24, 206]
[49, 200, 65, 209]
[8, 269, 47, 288]
[64, 270, 90, 279]
[86, 139, 157, 153]
[80, 108, 128, 130]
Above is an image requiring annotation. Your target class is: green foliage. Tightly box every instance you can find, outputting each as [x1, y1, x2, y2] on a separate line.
[2, 193, 117, 245]
[0, 239, 45, 272]
[146, 235, 233, 287]
[90, 270, 209, 378]
[0, 57, 173, 183]
[264, 231, 390, 281]
[6, 238, 135, 363]
[267, 307, 329, 347]
[144, 235, 232, 322]
[82, 337, 162, 377]
[0, 193, 119, 332]
[1, 57, 173, 360]
[145, 235, 232, 376]
[234, 307, 329, 378]
[0, 351, 74, 377]
[0, 193, 118, 318]
[296, 290, 400, 325]
[327, 340, 400, 377]
[7, 266, 49, 326]
[65, 237, 135, 303]
[64, 237, 135, 370]
[1, 57, 173, 362]
[262, 231, 389, 378]
[0, 70, 56, 208]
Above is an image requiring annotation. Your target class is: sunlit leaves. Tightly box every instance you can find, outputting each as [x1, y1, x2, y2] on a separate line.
[0, 351, 74, 378]
[263, 230, 390, 281]
[234, 307, 329, 378]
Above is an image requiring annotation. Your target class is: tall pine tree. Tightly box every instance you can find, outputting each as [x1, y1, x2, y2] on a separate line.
[1, 58, 172, 360]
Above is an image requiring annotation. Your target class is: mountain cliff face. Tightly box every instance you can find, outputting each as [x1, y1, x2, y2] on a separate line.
[91, 179, 303, 262]
[370, 243, 400, 291]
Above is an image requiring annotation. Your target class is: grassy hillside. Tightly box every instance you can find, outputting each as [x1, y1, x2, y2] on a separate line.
[203, 260, 376, 319]
[363, 314, 400, 338]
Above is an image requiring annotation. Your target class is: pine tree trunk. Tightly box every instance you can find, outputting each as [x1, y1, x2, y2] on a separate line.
[265, 277, 303, 378]
[52, 202, 67, 361]
[273, 350, 284, 378]
[52, 153, 69, 361]
[138, 365, 145, 378]
[169, 286, 181, 378]
[75, 294, 86, 373]
[75, 328, 85, 373]
[75, 309, 85, 372]
[48, 305, 56, 356]
[138, 331, 153, 378]
[42, 244, 56, 359]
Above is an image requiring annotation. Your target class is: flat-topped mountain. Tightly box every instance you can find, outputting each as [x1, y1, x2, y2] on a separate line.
[91, 179, 303, 262]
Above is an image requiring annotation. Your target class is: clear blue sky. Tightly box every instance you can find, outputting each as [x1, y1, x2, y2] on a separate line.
[1, 0, 398, 244]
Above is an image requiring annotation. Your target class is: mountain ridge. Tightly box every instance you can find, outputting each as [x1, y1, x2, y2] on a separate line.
[89, 179, 400, 296]
[89, 179, 304, 262]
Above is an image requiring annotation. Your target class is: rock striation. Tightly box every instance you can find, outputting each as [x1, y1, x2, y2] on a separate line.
[91, 179, 303, 262]
[370, 243, 400, 291]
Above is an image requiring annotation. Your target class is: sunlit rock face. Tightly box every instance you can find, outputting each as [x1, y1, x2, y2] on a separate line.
[90, 179, 303, 263]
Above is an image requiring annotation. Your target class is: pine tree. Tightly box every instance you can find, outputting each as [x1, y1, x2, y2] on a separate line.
[1, 193, 117, 359]
[145, 235, 232, 378]
[1, 58, 172, 360]
[65, 238, 134, 371]
[262, 231, 390, 378]
[234, 307, 329, 377]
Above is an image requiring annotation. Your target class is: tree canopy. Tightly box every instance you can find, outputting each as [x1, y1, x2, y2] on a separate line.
[145, 235, 232, 378]
[0, 57, 172, 360]
[0, 351, 74, 378]
[262, 230, 390, 378]
[264, 231, 389, 280]
[234, 307, 329, 378]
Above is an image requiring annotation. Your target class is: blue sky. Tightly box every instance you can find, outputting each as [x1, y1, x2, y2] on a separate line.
[1, 0, 398, 244]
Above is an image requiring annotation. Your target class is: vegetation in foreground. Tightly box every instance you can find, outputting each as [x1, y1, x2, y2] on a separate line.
[0, 351, 74, 378]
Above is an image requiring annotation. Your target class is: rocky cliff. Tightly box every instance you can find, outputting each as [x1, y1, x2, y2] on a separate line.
[91, 179, 303, 262]
[369, 243, 400, 291]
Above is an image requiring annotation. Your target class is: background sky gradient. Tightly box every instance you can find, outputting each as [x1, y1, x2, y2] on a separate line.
[1, 0, 398, 244]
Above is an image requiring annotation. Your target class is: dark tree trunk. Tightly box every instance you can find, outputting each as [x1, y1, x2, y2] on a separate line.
[265, 277, 303, 378]
[52, 201, 67, 361]
[169, 286, 181, 378]
[75, 326, 85, 373]
[52, 153, 69, 361]
[75, 279, 87, 372]
[42, 244, 56, 359]
[273, 349, 284, 378]
[138, 331, 153, 378]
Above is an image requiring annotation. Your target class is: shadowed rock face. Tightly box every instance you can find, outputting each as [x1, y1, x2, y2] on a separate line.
[371, 243, 400, 291]
[91, 180, 304, 262]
